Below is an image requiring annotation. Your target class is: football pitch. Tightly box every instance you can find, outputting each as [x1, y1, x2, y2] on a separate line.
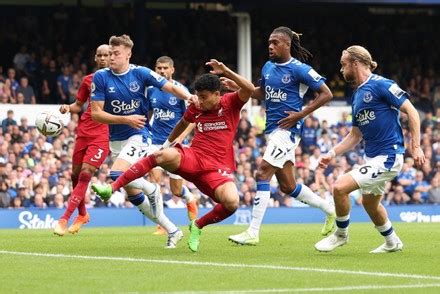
[0, 223, 439, 293]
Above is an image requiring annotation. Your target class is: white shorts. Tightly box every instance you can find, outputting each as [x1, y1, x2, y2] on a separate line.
[110, 135, 151, 165]
[263, 129, 301, 168]
[145, 144, 182, 180]
[348, 154, 404, 196]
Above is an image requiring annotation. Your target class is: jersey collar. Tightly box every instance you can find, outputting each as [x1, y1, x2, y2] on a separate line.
[357, 74, 373, 89]
[111, 65, 131, 76]
[275, 57, 293, 66]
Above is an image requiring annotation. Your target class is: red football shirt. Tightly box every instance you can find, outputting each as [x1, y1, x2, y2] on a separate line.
[76, 74, 109, 139]
[184, 92, 245, 172]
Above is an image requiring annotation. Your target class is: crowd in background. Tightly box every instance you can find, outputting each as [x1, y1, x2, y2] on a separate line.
[0, 4, 439, 209]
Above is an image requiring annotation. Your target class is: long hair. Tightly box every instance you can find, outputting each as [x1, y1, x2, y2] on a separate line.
[272, 26, 313, 61]
[344, 45, 378, 71]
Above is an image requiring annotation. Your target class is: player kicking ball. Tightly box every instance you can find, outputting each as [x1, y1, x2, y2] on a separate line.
[92, 59, 255, 252]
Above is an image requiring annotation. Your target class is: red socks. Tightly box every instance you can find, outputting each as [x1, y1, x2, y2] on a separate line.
[112, 155, 157, 191]
[195, 204, 235, 229]
[61, 171, 92, 221]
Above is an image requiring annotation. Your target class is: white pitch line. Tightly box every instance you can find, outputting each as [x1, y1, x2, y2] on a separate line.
[1, 250, 440, 282]
[162, 283, 440, 293]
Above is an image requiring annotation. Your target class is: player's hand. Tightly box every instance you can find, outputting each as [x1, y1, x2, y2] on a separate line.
[126, 115, 147, 129]
[59, 104, 70, 114]
[206, 59, 228, 75]
[220, 77, 240, 91]
[411, 146, 425, 168]
[188, 94, 200, 109]
[278, 111, 303, 129]
[318, 154, 333, 169]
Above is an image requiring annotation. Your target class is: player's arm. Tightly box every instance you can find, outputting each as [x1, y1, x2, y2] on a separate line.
[61, 76, 89, 114]
[400, 99, 425, 167]
[206, 59, 254, 102]
[161, 82, 198, 106]
[175, 123, 195, 144]
[60, 100, 84, 114]
[319, 127, 363, 168]
[220, 78, 264, 101]
[163, 118, 191, 148]
[91, 101, 146, 129]
[278, 83, 333, 129]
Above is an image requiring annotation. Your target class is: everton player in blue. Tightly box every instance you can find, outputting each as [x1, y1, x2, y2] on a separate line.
[91, 35, 196, 248]
[315, 45, 425, 253]
[229, 27, 336, 246]
[146, 56, 198, 235]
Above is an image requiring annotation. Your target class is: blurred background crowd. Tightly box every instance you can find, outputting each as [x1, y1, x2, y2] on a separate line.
[0, 3, 439, 209]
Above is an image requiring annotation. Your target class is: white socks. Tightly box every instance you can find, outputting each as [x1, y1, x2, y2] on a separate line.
[293, 184, 335, 216]
[335, 214, 350, 236]
[375, 219, 398, 243]
[125, 177, 156, 195]
[248, 189, 271, 237]
[181, 185, 194, 203]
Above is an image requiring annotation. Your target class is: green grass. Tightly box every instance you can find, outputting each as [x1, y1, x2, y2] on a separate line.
[0, 223, 439, 293]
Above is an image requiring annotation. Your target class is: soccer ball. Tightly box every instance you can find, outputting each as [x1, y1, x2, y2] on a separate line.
[35, 111, 64, 137]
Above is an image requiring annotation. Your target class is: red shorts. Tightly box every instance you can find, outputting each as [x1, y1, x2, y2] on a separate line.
[72, 136, 110, 168]
[174, 144, 234, 199]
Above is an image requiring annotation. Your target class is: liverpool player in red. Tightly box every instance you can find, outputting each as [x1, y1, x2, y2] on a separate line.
[92, 59, 254, 251]
[54, 44, 111, 236]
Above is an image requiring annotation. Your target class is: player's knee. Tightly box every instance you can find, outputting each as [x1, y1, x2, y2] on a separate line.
[256, 169, 270, 181]
[279, 182, 294, 194]
[80, 166, 96, 176]
[223, 198, 239, 212]
[333, 181, 348, 197]
[171, 186, 182, 197]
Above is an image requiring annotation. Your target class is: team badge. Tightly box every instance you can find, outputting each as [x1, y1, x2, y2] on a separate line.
[282, 74, 291, 84]
[197, 122, 203, 132]
[363, 91, 373, 103]
[129, 81, 140, 92]
[168, 96, 177, 105]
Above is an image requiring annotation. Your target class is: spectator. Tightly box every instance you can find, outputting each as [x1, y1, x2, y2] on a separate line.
[0, 180, 11, 208]
[16, 76, 36, 104]
[408, 171, 431, 204]
[57, 65, 72, 103]
[428, 174, 440, 204]
[6, 68, 19, 99]
[2, 110, 17, 133]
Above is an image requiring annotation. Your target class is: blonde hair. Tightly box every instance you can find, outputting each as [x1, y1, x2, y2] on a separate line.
[344, 45, 377, 71]
[109, 34, 134, 49]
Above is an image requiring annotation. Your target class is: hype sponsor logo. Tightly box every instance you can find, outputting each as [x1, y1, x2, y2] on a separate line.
[154, 108, 175, 120]
[265, 86, 287, 102]
[111, 99, 141, 114]
[18, 211, 57, 229]
[356, 109, 376, 126]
